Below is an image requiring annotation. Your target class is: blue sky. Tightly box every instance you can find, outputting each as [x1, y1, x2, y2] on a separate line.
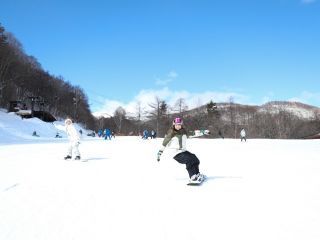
[1, 0, 320, 115]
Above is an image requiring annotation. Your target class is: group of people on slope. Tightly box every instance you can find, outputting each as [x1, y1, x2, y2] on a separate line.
[217, 129, 247, 141]
[63, 116, 205, 183]
[63, 116, 246, 183]
[142, 129, 157, 139]
[97, 128, 115, 140]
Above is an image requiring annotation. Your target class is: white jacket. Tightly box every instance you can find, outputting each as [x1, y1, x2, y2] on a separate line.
[165, 135, 187, 152]
[66, 124, 80, 143]
[240, 129, 246, 137]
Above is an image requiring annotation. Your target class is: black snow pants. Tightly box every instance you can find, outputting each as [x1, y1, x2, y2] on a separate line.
[173, 151, 200, 178]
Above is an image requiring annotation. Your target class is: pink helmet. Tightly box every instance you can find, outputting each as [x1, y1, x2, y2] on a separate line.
[173, 117, 183, 125]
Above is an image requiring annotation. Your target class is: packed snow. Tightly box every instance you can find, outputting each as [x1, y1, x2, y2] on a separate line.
[1, 109, 320, 240]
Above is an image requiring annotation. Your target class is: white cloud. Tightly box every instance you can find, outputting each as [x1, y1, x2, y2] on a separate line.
[301, 0, 317, 4]
[155, 70, 178, 86]
[260, 92, 275, 104]
[93, 87, 250, 118]
[155, 78, 173, 86]
[92, 99, 125, 117]
[288, 91, 320, 106]
[168, 71, 178, 79]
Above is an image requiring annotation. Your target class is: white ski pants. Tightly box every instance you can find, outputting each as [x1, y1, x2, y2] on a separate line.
[67, 141, 80, 157]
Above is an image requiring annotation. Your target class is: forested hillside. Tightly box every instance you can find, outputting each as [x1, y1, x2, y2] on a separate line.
[0, 23, 95, 128]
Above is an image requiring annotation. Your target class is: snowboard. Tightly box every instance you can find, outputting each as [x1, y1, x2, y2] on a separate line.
[187, 175, 206, 186]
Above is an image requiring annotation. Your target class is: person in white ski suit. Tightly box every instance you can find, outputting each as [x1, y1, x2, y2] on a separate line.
[240, 128, 246, 142]
[64, 118, 81, 160]
[157, 117, 205, 182]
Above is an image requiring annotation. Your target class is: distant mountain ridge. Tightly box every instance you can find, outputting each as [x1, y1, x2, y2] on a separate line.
[184, 101, 320, 120]
[259, 101, 320, 119]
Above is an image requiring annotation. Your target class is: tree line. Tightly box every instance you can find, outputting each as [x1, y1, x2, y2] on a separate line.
[96, 97, 320, 139]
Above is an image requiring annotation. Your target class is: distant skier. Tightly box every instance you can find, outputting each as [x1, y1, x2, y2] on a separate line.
[151, 130, 157, 139]
[157, 117, 205, 184]
[105, 128, 112, 140]
[218, 129, 224, 139]
[98, 129, 103, 137]
[142, 129, 149, 139]
[240, 128, 246, 142]
[55, 132, 62, 138]
[32, 130, 39, 137]
[64, 118, 81, 160]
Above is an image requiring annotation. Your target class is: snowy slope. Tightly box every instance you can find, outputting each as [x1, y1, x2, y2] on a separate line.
[0, 138, 319, 240]
[0, 109, 91, 144]
[0, 111, 320, 240]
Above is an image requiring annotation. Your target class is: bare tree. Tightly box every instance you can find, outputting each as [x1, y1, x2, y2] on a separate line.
[148, 96, 162, 134]
[228, 97, 237, 138]
[173, 98, 188, 116]
[135, 101, 143, 135]
[72, 88, 81, 121]
[114, 106, 126, 134]
[148, 96, 170, 136]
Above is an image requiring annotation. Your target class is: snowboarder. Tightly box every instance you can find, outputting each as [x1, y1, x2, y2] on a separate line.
[240, 128, 246, 142]
[157, 117, 205, 184]
[64, 118, 81, 160]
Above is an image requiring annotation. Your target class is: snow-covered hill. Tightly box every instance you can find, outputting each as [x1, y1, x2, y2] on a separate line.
[0, 109, 92, 144]
[1, 109, 320, 240]
[259, 101, 320, 119]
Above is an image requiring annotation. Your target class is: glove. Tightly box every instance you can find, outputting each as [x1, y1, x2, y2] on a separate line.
[157, 150, 163, 162]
